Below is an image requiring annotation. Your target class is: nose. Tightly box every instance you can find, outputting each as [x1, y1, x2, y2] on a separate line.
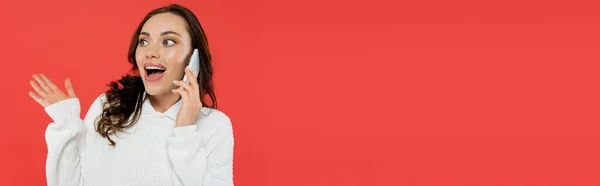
[145, 46, 160, 59]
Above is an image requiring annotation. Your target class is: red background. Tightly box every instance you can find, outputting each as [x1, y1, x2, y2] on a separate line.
[1, 0, 600, 185]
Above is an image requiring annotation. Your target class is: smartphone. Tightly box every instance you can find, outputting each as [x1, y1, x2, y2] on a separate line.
[183, 48, 200, 84]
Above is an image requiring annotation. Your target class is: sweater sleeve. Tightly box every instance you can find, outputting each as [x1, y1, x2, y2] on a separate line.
[44, 95, 104, 186]
[167, 111, 235, 186]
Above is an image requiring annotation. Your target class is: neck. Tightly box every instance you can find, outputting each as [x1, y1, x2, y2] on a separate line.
[148, 91, 181, 113]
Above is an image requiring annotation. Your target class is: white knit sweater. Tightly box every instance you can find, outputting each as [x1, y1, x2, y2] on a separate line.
[43, 93, 234, 186]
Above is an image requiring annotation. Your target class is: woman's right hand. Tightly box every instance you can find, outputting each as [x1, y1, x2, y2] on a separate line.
[28, 74, 77, 108]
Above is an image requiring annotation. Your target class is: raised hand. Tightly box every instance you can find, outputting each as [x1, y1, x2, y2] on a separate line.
[28, 74, 77, 108]
[172, 67, 203, 127]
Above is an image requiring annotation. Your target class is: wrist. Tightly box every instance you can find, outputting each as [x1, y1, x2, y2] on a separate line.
[173, 124, 197, 137]
[44, 98, 81, 124]
[175, 122, 195, 127]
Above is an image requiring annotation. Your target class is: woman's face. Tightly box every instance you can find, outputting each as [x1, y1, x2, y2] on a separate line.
[136, 13, 192, 96]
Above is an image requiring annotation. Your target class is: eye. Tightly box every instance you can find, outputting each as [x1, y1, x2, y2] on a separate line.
[163, 39, 176, 46]
[139, 39, 149, 46]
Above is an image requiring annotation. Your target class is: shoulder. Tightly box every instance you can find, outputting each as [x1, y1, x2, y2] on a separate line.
[196, 107, 233, 132]
[83, 93, 109, 124]
[196, 108, 234, 146]
[84, 93, 106, 131]
[90, 93, 108, 108]
[199, 107, 232, 125]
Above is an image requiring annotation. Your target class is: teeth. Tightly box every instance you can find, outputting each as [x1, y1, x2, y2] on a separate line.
[145, 66, 166, 70]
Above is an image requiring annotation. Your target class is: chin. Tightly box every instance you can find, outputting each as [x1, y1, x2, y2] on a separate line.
[143, 82, 171, 96]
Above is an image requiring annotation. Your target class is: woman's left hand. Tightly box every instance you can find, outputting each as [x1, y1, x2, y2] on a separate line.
[172, 67, 203, 127]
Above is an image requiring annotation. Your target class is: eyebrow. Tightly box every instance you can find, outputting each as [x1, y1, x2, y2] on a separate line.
[139, 31, 182, 37]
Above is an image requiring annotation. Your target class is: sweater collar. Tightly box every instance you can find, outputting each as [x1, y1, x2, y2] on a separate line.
[140, 92, 182, 121]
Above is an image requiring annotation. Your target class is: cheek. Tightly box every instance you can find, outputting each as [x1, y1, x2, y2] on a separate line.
[164, 50, 188, 68]
[135, 49, 145, 68]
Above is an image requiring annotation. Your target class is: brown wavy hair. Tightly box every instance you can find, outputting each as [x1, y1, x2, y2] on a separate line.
[96, 4, 217, 146]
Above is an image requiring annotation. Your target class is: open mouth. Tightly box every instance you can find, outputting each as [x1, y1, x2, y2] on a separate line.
[144, 64, 167, 82]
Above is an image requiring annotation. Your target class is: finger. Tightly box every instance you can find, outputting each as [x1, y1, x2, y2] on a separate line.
[184, 67, 200, 97]
[30, 80, 48, 98]
[64, 78, 76, 98]
[39, 74, 59, 91]
[33, 74, 52, 93]
[173, 80, 195, 97]
[29, 91, 48, 107]
[171, 87, 191, 105]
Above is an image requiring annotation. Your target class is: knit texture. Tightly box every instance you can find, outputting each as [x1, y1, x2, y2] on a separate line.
[44, 94, 234, 186]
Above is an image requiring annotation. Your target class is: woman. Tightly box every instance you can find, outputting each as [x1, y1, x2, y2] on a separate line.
[28, 4, 233, 186]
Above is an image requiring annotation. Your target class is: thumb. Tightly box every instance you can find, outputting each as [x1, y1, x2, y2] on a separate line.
[65, 78, 77, 98]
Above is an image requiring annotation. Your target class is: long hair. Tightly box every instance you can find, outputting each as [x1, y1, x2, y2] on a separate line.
[96, 4, 217, 146]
